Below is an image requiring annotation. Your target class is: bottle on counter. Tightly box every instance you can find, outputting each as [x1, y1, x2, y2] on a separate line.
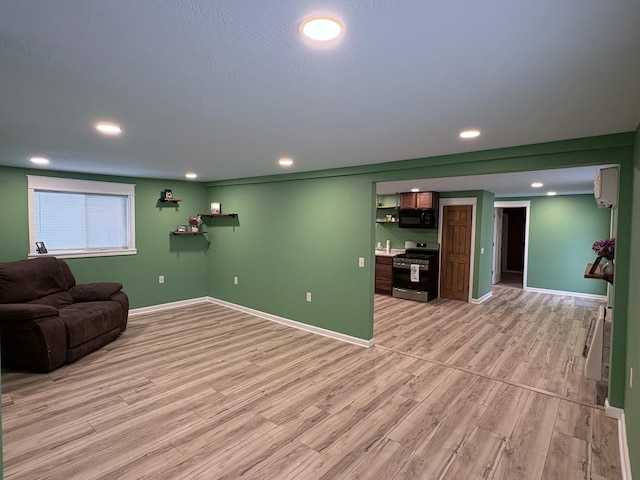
[386, 240, 390, 254]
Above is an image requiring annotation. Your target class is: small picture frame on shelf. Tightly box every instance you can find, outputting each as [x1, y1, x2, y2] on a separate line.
[161, 189, 173, 200]
[35, 241, 47, 254]
[176, 224, 187, 232]
[210, 202, 221, 214]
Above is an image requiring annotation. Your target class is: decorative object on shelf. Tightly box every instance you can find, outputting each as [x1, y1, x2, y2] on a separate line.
[589, 237, 615, 275]
[176, 224, 187, 233]
[189, 215, 202, 232]
[210, 202, 221, 214]
[592, 237, 615, 260]
[35, 241, 47, 254]
[159, 189, 180, 203]
[602, 259, 614, 276]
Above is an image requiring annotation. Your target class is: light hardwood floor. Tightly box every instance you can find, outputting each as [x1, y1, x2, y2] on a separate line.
[375, 285, 601, 405]
[1, 287, 622, 479]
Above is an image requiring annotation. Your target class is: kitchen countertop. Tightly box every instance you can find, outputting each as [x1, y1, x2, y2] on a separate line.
[375, 249, 405, 257]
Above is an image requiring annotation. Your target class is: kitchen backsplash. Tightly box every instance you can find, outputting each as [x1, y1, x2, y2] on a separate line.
[375, 222, 439, 249]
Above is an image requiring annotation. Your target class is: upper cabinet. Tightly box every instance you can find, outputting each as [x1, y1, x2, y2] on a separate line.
[400, 192, 439, 210]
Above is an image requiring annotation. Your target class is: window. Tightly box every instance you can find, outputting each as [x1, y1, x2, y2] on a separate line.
[28, 176, 136, 258]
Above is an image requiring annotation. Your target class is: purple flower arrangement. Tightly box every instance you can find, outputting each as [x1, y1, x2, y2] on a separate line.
[592, 237, 615, 260]
[188, 215, 202, 226]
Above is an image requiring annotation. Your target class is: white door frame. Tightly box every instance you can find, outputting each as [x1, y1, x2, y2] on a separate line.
[493, 200, 530, 289]
[492, 208, 503, 284]
[438, 198, 477, 302]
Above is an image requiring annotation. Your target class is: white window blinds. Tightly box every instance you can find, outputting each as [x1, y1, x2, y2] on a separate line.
[28, 176, 136, 258]
[34, 191, 129, 250]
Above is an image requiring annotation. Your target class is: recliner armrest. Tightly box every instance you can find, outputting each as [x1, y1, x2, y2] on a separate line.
[0, 303, 60, 322]
[69, 282, 123, 302]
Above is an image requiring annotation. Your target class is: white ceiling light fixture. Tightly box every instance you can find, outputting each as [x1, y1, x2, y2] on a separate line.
[278, 157, 294, 167]
[299, 16, 343, 42]
[94, 122, 123, 136]
[185, 172, 198, 179]
[547, 191, 557, 196]
[411, 188, 420, 192]
[459, 129, 481, 139]
[30, 156, 50, 165]
[531, 182, 544, 188]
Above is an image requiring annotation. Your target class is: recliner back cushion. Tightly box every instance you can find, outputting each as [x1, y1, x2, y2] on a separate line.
[28, 291, 74, 308]
[0, 257, 73, 304]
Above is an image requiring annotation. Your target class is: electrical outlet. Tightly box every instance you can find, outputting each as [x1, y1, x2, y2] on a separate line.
[481, 247, 485, 254]
[306, 292, 312, 302]
[631, 367, 634, 389]
[358, 257, 365, 268]
[234, 276, 238, 285]
[158, 275, 164, 284]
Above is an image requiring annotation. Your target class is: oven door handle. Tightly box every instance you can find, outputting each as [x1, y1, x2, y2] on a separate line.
[393, 264, 429, 271]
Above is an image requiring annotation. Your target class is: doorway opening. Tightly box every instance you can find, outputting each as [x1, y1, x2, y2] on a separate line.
[493, 201, 530, 289]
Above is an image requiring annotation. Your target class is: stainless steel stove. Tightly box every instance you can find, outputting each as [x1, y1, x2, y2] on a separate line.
[392, 242, 439, 302]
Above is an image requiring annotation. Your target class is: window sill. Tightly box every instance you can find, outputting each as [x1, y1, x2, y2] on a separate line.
[29, 249, 137, 259]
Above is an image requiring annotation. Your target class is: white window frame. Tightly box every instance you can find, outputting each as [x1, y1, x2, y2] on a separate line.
[27, 175, 137, 259]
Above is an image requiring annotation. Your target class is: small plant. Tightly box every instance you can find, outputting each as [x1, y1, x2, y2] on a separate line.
[592, 237, 615, 260]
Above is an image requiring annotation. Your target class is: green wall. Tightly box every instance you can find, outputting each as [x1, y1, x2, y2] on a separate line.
[477, 190, 495, 298]
[523, 195, 611, 295]
[208, 133, 634, 412]
[625, 123, 640, 477]
[0, 166, 210, 309]
[206, 175, 375, 340]
[375, 223, 439, 250]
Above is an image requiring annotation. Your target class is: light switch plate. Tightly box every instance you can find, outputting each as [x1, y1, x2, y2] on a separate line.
[358, 257, 365, 268]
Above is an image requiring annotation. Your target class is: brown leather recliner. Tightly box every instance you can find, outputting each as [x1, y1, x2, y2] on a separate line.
[0, 257, 128, 372]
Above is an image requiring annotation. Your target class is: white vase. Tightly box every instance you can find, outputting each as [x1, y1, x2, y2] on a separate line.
[191, 226, 199, 233]
[602, 259, 614, 275]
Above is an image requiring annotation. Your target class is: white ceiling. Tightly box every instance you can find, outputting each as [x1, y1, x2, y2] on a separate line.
[1, 1, 639, 186]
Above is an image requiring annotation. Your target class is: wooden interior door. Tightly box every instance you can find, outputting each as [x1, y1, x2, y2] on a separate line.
[440, 205, 473, 301]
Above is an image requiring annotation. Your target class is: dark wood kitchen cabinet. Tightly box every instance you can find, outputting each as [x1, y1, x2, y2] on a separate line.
[375, 256, 393, 295]
[400, 192, 439, 210]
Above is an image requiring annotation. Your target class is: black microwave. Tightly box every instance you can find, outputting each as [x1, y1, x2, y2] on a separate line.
[398, 209, 437, 229]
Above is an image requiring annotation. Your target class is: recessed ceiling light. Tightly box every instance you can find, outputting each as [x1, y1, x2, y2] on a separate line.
[278, 158, 294, 167]
[94, 122, 122, 136]
[531, 182, 544, 188]
[299, 16, 343, 42]
[459, 129, 481, 139]
[185, 172, 198, 179]
[411, 188, 420, 193]
[30, 156, 49, 165]
[547, 191, 557, 196]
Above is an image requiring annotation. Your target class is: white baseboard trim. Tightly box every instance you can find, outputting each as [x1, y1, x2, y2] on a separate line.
[605, 399, 624, 419]
[206, 297, 375, 348]
[605, 399, 632, 480]
[128, 297, 210, 317]
[524, 286, 607, 301]
[471, 291, 493, 304]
